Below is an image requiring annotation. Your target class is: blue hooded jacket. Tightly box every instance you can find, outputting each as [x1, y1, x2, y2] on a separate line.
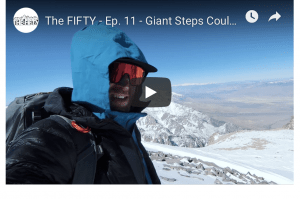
[70, 23, 152, 183]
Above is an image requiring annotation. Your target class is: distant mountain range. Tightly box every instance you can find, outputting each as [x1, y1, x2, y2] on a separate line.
[137, 94, 243, 148]
[170, 78, 294, 130]
[172, 78, 293, 100]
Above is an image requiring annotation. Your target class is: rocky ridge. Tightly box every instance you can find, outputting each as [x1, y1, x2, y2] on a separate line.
[283, 116, 294, 130]
[148, 150, 277, 185]
[137, 95, 243, 148]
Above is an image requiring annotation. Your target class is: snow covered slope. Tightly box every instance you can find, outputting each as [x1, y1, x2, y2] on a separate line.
[143, 129, 294, 184]
[137, 99, 243, 147]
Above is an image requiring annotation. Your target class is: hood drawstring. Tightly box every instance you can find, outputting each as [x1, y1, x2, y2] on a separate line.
[71, 121, 91, 133]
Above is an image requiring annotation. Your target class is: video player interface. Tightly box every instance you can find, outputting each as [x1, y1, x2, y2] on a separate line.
[6, 0, 294, 187]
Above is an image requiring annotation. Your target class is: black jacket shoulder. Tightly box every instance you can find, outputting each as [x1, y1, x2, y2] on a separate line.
[6, 87, 161, 184]
[6, 117, 77, 184]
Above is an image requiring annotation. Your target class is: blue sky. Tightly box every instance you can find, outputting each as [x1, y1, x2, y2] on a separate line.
[6, 0, 293, 104]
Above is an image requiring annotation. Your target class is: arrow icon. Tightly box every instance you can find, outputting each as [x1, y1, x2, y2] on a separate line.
[268, 11, 281, 22]
[145, 86, 157, 98]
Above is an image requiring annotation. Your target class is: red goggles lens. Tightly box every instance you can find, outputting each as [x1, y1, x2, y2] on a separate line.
[110, 62, 145, 85]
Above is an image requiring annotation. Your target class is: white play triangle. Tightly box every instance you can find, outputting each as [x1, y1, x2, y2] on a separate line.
[145, 86, 157, 98]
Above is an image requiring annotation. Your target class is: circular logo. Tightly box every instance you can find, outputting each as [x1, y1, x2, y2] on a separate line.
[13, 7, 39, 33]
[245, 10, 259, 23]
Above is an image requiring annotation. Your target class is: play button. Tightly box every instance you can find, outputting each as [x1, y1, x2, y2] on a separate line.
[145, 86, 157, 98]
[132, 77, 172, 107]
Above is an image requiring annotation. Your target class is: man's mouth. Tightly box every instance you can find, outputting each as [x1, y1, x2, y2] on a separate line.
[109, 86, 131, 110]
[113, 94, 128, 99]
[110, 94, 130, 107]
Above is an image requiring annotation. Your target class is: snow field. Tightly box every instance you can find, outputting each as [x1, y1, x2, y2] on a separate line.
[143, 129, 294, 184]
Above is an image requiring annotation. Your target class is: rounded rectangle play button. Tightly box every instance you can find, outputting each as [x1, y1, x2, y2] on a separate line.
[132, 77, 172, 107]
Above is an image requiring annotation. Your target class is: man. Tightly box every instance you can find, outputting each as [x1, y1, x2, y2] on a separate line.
[6, 23, 161, 184]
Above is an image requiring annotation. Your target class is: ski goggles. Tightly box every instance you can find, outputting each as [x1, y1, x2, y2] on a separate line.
[109, 62, 146, 86]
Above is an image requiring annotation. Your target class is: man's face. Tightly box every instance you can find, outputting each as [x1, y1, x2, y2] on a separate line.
[109, 71, 140, 112]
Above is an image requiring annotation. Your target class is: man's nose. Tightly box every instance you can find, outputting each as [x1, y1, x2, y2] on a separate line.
[117, 74, 130, 86]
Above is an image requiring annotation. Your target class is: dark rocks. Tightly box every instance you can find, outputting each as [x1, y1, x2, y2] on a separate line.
[208, 171, 216, 176]
[157, 151, 165, 157]
[224, 167, 232, 174]
[192, 170, 202, 175]
[189, 163, 197, 168]
[181, 167, 193, 174]
[169, 166, 181, 171]
[165, 158, 181, 165]
[191, 176, 204, 181]
[203, 170, 208, 175]
[150, 156, 157, 161]
[218, 172, 225, 178]
[259, 180, 269, 184]
[201, 160, 221, 170]
[196, 164, 205, 170]
[231, 169, 240, 176]
[165, 153, 172, 157]
[222, 175, 231, 182]
[203, 168, 217, 176]
[212, 167, 222, 177]
[160, 176, 176, 182]
[147, 150, 276, 185]
[214, 179, 223, 184]
[239, 174, 246, 179]
[178, 172, 190, 178]
[257, 177, 264, 181]
[283, 116, 294, 130]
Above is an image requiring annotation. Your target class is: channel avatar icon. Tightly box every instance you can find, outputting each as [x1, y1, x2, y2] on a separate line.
[13, 7, 39, 33]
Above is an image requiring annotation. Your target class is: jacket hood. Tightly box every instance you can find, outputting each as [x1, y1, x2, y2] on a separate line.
[70, 23, 148, 123]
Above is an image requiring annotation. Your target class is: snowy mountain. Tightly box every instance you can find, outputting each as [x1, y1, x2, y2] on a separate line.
[143, 129, 294, 184]
[283, 116, 294, 130]
[136, 94, 243, 148]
